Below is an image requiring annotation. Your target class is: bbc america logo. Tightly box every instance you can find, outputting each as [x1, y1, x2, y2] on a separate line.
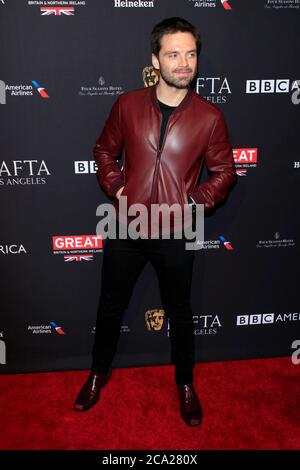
[237, 313, 300, 325]
[246, 79, 299, 94]
[237, 314, 275, 325]
[74, 161, 97, 174]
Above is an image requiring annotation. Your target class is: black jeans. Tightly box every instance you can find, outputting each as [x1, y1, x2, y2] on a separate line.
[91, 220, 196, 384]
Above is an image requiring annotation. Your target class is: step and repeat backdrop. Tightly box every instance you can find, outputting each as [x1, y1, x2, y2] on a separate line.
[0, 0, 299, 373]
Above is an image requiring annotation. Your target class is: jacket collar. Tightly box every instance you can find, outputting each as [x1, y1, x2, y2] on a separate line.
[150, 83, 193, 114]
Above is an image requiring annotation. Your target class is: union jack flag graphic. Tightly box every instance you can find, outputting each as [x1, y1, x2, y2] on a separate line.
[64, 254, 94, 262]
[220, 0, 232, 10]
[236, 169, 247, 177]
[40, 7, 75, 16]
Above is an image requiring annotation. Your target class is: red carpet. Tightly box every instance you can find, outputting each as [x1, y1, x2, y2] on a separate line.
[0, 357, 299, 450]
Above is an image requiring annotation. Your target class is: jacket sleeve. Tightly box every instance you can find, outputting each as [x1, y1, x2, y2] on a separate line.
[189, 111, 237, 211]
[93, 96, 125, 198]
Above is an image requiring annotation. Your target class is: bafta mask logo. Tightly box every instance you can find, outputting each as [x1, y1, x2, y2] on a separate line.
[142, 66, 159, 88]
[145, 309, 165, 331]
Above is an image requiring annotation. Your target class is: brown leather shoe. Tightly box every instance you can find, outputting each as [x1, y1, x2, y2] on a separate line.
[73, 368, 112, 412]
[177, 383, 203, 427]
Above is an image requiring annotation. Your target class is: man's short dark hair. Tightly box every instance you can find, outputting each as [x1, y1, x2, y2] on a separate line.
[151, 17, 202, 58]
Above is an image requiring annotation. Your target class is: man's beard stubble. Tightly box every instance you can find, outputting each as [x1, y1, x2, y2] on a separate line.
[158, 63, 197, 90]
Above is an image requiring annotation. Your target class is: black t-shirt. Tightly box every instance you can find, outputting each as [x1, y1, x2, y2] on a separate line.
[157, 99, 194, 209]
[157, 99, 177, 149]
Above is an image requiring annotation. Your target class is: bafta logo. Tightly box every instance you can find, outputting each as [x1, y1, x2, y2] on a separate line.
[142, 66, 159, 88]
[145, 309, 165, 331]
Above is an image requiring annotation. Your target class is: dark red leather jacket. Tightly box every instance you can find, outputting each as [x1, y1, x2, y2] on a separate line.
[93, 84, 237, 229]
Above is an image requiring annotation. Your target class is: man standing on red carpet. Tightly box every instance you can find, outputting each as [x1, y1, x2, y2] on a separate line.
[74, 17, 237, 426]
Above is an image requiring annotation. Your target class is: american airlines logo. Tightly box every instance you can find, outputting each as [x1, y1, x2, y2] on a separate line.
[188, 0, 232, 9]
[0, 80, 49, 104]
[27, 324, 66, 335]
[220, 0, 231, 8]
[50, 322, 66, 335]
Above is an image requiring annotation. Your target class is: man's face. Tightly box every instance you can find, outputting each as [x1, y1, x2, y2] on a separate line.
[152, 32, 198, 89]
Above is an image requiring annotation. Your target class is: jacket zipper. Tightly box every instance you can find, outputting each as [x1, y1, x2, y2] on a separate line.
[149, 115, 172, 205]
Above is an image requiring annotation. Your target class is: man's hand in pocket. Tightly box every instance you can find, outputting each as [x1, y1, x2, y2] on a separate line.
[116, 186, 125, 200]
